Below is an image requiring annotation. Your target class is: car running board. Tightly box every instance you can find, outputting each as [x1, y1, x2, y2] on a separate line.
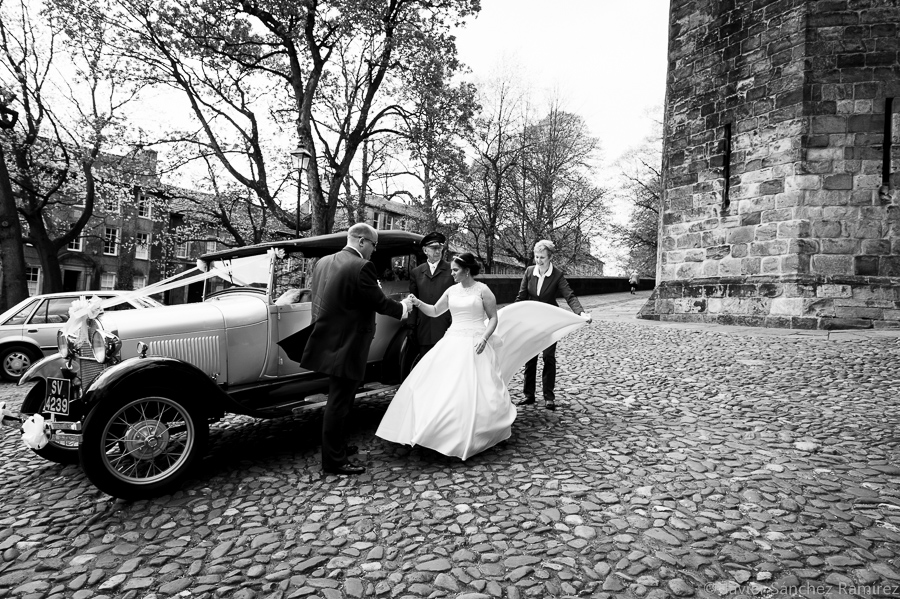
[290, 383, 399, 414]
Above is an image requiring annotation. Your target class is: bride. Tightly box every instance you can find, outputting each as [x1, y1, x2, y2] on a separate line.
[376, 252, 589, 460]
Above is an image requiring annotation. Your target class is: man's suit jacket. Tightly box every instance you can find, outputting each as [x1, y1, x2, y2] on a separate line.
[515, 264, 584, 314]
[301, 248, 404, 381]
[408, 260, 454, 346]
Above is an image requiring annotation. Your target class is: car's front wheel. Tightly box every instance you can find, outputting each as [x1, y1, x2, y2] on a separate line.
[20, 380, 80, 465]
[0, 345, 39, 383]
[80, 388, 208, 500]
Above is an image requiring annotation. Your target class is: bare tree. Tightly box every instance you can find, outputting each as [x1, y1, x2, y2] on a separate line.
[452, 76, 525, 273]
[0, 0, 148, 294]
[0, 90, 26, 309]
[394, 46, 476, 231]
[59, 0, 479, 237]
[501, 103, 608, 269]
[610, 118, 662, 276]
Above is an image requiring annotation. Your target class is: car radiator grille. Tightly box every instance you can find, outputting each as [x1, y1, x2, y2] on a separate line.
[76, 342, 107, 388]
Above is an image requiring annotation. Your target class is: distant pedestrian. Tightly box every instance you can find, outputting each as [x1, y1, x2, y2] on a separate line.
[629, 270, 639, 294]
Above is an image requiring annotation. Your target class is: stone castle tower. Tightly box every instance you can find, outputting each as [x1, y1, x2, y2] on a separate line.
[640, 0, 900, 329]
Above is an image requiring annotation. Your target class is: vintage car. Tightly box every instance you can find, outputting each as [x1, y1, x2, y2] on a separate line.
[4, 231, 424, 499]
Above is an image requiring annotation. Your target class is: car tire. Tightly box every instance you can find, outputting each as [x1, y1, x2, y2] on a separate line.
[0, 345, 39, 383]
[80, 387, 209, 500]
[20, 380, 80, 465]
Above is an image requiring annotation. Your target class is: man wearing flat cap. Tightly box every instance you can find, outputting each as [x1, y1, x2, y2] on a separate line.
[405, 231, 454, 368]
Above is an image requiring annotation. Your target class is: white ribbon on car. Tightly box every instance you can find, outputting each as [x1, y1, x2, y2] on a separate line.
[60, 251, 275, 344]
[21, 413, 49, 450]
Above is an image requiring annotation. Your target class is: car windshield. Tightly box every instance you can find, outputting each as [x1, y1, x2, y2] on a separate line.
[0, 298, 39, 326]
[133, 296, 164, 308]
[204, 254, 273, 297]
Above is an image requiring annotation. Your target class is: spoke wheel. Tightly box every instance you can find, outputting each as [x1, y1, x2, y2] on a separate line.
[81, 389, 208, 500]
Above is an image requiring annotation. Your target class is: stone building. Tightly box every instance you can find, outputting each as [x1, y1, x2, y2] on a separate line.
[640, 0, 900, 329]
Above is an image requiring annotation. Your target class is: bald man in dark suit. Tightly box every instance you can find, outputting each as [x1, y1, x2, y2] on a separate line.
[302, 223, 411, 475]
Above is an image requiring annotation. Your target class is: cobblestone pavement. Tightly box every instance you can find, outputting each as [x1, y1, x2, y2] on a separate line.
[2, 291, 900, 599]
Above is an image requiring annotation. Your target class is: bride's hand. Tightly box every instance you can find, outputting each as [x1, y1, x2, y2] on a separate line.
[407, 294, 419, 307]
[474, 338, 487, 355]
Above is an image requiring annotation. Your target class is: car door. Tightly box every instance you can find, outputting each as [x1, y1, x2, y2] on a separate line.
[27, 297, 78, 355]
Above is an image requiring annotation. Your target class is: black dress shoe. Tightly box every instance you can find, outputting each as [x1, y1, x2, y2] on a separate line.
[323, 462, 366, 475]
[347, 445, 359, 456]
[516, 395, 536, 406]
[545, 400, 557, 411]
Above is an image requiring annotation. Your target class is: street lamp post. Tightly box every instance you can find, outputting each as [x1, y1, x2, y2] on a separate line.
[290, 143, 311, 238]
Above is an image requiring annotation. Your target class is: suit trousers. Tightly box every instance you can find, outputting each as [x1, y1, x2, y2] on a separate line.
[523, 343, 557, 401]
[322, 375, 360, 469]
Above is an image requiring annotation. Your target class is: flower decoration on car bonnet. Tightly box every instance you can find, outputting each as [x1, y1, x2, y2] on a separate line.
[65, 295, 104, 346]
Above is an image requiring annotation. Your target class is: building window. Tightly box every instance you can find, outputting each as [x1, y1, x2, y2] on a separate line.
[176, 241, 189, 258]
[133, 275, 146, 289]
[103, 227, 119, 256]
[205, 240, 217, 254]
[135, 233, 150, 260]
[100, 273, 116, 290]
[26, 266, 40, 296]
[373, 211, 382, 229]
[138, 193, 152, 219]
[67, 236, 82, 252]
[104, 196, 120, 214]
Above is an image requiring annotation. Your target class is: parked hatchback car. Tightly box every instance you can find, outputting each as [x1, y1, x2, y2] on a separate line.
[5, 231, 423, 499]
[0, 291, 163, 382]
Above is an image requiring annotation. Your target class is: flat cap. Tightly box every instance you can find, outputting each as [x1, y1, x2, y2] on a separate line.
[421, 231, 446, 248]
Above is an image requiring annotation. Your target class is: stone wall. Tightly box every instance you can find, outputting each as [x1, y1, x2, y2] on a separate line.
[641, 0, 900, 329]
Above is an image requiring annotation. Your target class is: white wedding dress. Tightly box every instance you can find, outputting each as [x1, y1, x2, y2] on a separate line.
[376, 281, 589, 460]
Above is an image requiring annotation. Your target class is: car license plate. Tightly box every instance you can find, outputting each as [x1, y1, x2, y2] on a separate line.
[45, 378, 71, 415]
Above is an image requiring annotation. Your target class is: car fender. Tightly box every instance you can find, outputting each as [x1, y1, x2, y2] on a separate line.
[18, 353, 65, 386]
[82, 357, 232, 419]
[1, 337, 43, 356]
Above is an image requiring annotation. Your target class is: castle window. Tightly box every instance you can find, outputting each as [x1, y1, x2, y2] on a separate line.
[723, 123, 732, 211]
[884, 97, 895, 187]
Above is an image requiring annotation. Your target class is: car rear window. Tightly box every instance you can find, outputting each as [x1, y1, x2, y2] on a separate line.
[3, 299, 39, 326]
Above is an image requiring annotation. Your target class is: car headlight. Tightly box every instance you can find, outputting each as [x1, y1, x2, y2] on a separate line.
[89, 322, 121, 364]
[56, 330, 75, 358]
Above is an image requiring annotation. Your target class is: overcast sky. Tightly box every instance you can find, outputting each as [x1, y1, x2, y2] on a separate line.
[455, 0, 671, 164]
[452, 1, 671, 271]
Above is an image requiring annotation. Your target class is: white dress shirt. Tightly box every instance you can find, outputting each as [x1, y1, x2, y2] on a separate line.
[533, 263, 554, 296]
[428, 260, 440, 276]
